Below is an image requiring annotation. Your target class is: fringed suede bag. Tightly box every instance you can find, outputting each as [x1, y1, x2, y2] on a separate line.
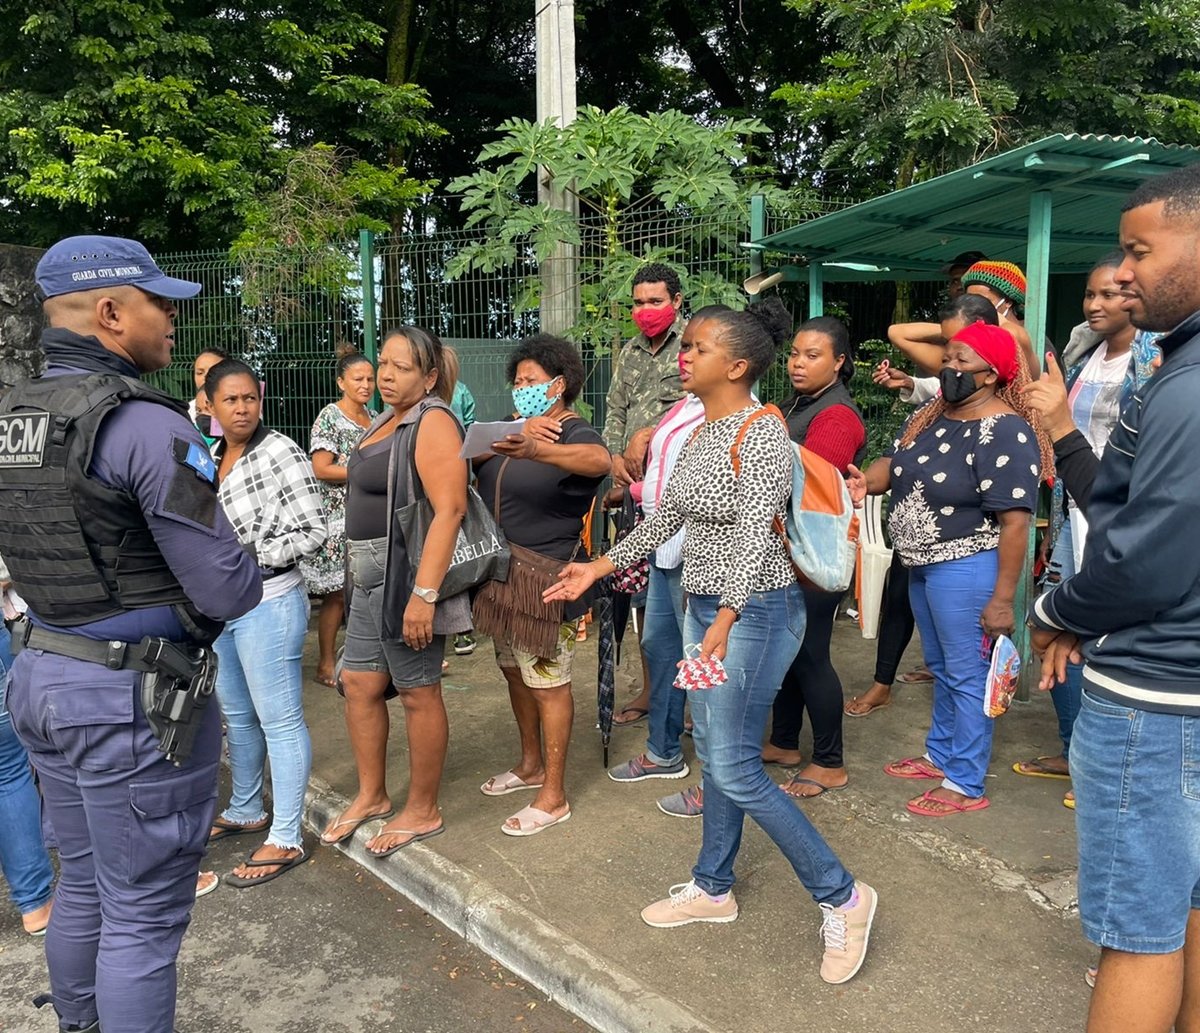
[471, 456, 582, 658]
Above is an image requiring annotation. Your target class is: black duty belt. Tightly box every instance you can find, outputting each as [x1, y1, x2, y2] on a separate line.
[15, 619, 158, 672]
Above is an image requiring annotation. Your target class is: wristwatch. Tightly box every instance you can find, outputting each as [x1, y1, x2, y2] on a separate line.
[412, 585, 440, 603]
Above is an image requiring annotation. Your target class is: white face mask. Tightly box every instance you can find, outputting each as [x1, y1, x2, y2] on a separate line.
[995, 300, 1011, 320]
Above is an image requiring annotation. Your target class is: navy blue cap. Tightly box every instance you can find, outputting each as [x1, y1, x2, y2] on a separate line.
[35, 235, 202, 300]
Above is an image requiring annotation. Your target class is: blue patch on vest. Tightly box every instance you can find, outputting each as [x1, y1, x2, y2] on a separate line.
[183, 441, 216, 483]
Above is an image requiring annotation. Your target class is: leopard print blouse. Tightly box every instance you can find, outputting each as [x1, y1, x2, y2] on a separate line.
[606, 403, 795, 614]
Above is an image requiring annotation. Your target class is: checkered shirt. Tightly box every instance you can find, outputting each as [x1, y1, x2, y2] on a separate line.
[213, 425, 327, 568]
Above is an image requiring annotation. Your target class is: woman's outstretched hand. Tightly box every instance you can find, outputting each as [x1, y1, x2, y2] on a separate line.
[543, 561, 600, 603]
[845, 464, 867, 508]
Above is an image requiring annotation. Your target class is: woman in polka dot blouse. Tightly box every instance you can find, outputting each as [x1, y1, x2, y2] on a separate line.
[847, 322, 1052, 817]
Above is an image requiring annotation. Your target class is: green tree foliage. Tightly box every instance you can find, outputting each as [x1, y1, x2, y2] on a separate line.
[775, 0, 1200, 195]
[0, 0, 438, 248]
[446, 105, 819, 349]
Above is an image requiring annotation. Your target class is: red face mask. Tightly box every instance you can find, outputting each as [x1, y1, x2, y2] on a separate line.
[632, 305, 676, 339]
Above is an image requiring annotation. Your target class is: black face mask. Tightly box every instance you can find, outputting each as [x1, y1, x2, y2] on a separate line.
[939, 367, 986, 405]
[195, 414, 213, 437]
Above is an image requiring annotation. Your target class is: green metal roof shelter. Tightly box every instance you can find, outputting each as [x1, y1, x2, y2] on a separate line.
[748, 133, 1200, 353]
[747, 133, 1200, 689]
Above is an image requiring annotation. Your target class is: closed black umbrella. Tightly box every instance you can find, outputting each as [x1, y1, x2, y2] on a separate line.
[594, 573, 617, 766]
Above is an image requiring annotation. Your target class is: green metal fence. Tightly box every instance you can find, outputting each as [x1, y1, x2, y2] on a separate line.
[153, 201, 936, 458]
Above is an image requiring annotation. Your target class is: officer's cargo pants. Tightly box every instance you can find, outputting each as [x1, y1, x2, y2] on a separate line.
[7, 648, 220, 1033]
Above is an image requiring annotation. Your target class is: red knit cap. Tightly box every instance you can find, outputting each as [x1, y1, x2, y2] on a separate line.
[961, 260, 1026, 304]
[951, 321, 1019, 383]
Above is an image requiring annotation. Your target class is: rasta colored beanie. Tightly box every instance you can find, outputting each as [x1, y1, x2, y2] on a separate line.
[961, 261, 1026, 305]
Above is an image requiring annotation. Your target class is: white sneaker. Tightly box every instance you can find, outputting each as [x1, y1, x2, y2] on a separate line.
[818, 881, 877, 984]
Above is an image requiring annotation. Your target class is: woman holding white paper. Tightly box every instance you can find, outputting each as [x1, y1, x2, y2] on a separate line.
[472, 334, 609, 836]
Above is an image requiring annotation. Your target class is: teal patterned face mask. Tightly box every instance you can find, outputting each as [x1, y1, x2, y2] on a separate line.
[512, 376, 561, 418]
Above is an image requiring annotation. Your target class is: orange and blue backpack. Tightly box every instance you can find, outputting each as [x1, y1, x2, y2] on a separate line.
[730, 404, 859, 593]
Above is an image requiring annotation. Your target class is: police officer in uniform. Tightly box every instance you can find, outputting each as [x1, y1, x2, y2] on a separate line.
[0, 236, 263, 1033]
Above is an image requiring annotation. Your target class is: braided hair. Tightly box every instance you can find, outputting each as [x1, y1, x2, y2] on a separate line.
[898, 344, 1055, 481]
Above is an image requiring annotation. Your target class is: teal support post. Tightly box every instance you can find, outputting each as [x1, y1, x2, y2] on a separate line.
[748, 194, 766, 305]
[808, 264, 825, 318]
[1013, 190, 1054, 700]
[359, 229, 378, 364]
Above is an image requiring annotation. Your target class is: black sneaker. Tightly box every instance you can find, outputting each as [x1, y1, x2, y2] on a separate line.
[454, 633, 476, 656]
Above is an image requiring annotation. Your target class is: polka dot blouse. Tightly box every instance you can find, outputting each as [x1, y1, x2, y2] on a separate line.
[885, 412, 1041, 567]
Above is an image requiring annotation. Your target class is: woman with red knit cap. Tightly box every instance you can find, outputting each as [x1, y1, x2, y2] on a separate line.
[961, 260, 1040, 374]
[848, 322, 1051, 816]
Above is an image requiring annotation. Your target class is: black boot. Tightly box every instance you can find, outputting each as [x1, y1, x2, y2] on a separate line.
[33, 993, 101, 1032]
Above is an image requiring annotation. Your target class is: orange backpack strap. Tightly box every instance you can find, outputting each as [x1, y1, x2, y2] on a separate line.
[729, 405, 786, 475]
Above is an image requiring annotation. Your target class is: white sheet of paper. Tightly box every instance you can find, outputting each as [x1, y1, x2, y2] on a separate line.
[460, 419, 527, 458]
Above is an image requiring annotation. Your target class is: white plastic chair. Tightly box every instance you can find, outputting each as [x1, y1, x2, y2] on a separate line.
[855, 494, 892, 639]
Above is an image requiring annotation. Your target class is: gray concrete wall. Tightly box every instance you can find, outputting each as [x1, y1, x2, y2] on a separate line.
[0, 244, 44, 387]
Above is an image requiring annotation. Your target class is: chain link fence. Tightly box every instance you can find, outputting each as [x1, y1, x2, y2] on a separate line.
[153, 202, 939, 458]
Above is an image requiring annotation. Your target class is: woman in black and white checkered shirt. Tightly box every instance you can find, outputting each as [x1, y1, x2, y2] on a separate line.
[204, 359, 327, 888]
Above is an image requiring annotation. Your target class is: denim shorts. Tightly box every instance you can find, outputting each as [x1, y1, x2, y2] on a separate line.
[342, 537, 445, 689]
[1072, 685, 1200, 953]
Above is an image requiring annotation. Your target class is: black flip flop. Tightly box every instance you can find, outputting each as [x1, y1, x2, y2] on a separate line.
[224, 848, 308, 889]
[367, 824, 445, 858]
[781, 776, 848, 799]
[208, 817, 270, 843]
[613, 706, 649, 726]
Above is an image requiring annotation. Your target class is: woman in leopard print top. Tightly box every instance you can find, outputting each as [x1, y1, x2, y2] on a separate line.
[548, 301, 876, 984]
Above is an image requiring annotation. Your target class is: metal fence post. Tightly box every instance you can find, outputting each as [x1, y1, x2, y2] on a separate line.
[747, 194, 766, 305]
[360, 229, 377, 363]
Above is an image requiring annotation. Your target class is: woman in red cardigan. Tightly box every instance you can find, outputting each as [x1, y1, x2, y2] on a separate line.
[765, 317, 867, 796]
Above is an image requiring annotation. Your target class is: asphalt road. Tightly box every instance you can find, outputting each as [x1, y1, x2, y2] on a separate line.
[0, 824, 592, 1033]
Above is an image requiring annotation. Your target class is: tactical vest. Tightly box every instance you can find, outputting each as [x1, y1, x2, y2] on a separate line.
[0, 372, 194, 627]
[777, 381, 869, 469]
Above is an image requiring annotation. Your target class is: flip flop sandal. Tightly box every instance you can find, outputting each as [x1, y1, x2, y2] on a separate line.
[501, 805, 572, 837]
[906, 791, 990, 817]
[1063, 791, 1076, 810]
[367, 824, 445, 858]
[209, 816, 271, 843]
[225, 848, 308, 889]
[195, 871, 219, 899]
[844, 696, 891, 718]
[319, 809, 396, 845]
[480, 770, 546, 796]
[613, 706, 649, 726]
[896, 667, 934, 684]
[1011, 757, 1071, 780]
[780, 775, 848, 799]
[883, 757, 945, 780]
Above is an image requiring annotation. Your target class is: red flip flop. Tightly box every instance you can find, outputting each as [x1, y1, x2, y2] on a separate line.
[906, 791, 990, 817]
[883, 757, 945, 780]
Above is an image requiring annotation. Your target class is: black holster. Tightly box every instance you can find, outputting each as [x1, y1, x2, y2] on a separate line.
[136, 637, 218, 766]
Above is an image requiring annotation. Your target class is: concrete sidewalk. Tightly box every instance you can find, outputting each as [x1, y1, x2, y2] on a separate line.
[298, 611, 1095, 1033]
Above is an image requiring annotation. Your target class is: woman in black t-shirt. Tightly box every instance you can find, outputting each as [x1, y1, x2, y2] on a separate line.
[473, 335, 610, 837]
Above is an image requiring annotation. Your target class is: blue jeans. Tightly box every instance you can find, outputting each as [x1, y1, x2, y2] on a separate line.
[214, 585, 312, 848]
[642, 562, 687, 766]
[909, 551, 997, 799]
[1043, 518, 1083, 759]
[1073, 685, 1200, 952]
[687, 588, 855, 906]
[0, 631, 54, 914]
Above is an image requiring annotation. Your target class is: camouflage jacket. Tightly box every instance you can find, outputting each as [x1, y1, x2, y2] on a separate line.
[601, 317, 686, 450]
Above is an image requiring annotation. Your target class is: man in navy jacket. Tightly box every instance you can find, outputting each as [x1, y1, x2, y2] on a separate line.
[1029, 166, 1200, 1033]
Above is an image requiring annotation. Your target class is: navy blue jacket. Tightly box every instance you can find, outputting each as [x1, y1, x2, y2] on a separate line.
[1030, 309, 1200, 713]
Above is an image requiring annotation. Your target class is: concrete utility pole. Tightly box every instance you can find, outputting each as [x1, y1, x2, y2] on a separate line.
[535, 0, 579, 335]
